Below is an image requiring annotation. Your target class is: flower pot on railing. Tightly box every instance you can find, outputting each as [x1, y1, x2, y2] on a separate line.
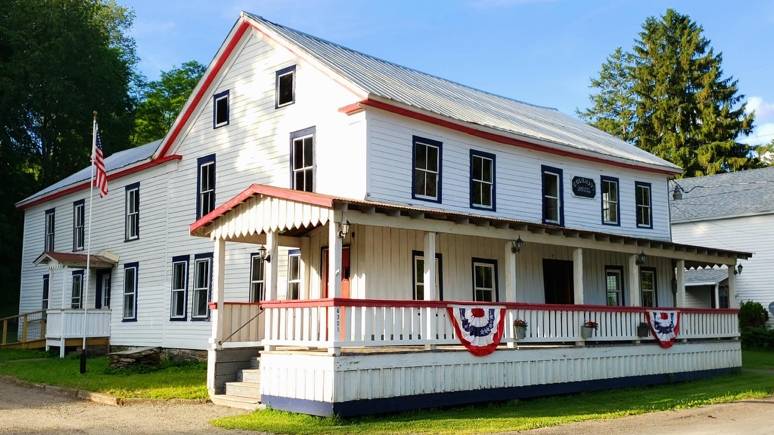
[513, 319, 527, 340]
[637, 322, 650, 338]
[581, 321, 598, 340]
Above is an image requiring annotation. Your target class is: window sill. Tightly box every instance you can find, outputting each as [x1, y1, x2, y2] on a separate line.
[214, 121, 229, 129]
[170, 316, 187, 322]
[275, 101, 295, 109]
[190, 316, 210, 322]
[121, 318, 137, 323]
[601, 221, 621, 227]
[470, 204, 495, 212]
[124, 237, 140, 243]
[412, 194, 441, 204]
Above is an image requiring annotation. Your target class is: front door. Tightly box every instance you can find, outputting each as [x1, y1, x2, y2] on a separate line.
[321, 246, 351, 298]
[95, 270, 111, 309]
[543, 259, 574, 304]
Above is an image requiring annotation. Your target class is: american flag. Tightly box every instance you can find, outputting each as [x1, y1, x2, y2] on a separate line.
[93, 124, 108, 197]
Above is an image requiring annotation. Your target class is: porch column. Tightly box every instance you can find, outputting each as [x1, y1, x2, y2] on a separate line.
[423, 232, 437, 349]
[207, 237, 226, 395]
[675, 260, 686, 307]
[572, 248, 584, 305]
[727, 263, 737, 308]
[714, 283, 721, 309]
[60, 266, 68, 358]
[263, 231, 279, 353]
[327, 215, 343, 356]
[299, 237, 311, 299]
[627, 255, 641, 306]
[504, 241, 517, 348]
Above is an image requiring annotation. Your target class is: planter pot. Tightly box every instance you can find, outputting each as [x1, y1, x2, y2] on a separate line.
[513, 325, 527, 340]
[637, 322, 650, 338]
[581, 326, 596, 340]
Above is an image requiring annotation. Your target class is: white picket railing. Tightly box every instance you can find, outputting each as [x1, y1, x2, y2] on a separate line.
[45, 308, 111, 339]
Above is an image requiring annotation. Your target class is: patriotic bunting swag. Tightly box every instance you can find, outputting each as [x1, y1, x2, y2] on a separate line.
[447, 305, 506, 356]
[646, 310, 681, 348]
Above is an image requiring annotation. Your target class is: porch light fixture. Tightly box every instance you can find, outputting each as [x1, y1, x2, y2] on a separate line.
[257, 245, 271, 263]
[337, 221, 350, 239]
[734, 264, 743, 275]
[511, 237, 525, 254]
[635, 251, 647, 266]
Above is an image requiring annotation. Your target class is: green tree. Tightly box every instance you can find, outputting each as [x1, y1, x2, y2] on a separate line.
[755, 139, 774, 165]
[131, 61, 206, 145]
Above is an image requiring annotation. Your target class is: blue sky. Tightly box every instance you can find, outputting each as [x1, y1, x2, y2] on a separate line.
[122, 0, 774, 145]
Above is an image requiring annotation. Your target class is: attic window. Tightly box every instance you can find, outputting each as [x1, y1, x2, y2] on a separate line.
[276, 65, 296, 108]
[213, 90, 229, 128]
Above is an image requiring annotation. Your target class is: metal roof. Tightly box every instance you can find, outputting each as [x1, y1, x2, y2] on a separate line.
[670, 166, 774, 223]
[18, 140, 161, 206]
[684, 267, 728, 286]
[246, 13, 681, 173]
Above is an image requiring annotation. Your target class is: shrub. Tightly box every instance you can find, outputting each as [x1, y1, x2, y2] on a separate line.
[739, 301, 769, 330]
[741, 327, 774, 350]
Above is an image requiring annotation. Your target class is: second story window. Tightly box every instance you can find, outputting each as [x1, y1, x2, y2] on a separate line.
[73, 200, 85, 251]
[635, 182, 652, 228]
[287, 250, 301, 300]
[191, 253, 212, 320]
[470, 150, 495, 210]
[44, 209, 55, 251]
[197, 155, 216, 219]
[601, 176, 620, 226]
[412, 136, 442, 203]
[541, 165, 563, 225]
[125, 183, 140, 241]
[290, 127, 315, 192]
[275, 65, 296, 108]
[213, 90, 229, 128]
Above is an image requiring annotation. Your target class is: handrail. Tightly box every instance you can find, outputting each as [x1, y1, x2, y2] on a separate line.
[219, 306, 264, 346]
[0, 310, 46, 322]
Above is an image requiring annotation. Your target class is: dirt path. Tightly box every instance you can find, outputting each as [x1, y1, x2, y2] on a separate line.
[0, 378, 252, 434]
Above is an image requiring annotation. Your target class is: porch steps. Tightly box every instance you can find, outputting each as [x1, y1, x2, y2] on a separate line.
[211, 394, 263, 411]
[239, 369, 261, 383]
[212, 365, 262, 411]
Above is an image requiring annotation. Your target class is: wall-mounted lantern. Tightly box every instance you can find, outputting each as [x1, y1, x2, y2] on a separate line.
[511, 236, 525, 254]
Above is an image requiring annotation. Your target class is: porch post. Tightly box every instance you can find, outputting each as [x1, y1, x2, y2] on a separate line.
[675, 259, 686, 307]
[572, 248, 584, 305]
[60, 266, 68, 358]
[300, 236, 311, 299]
[207, 238, 226, 395]
[423, 232, 437, 349]
[264, 230, 279, 352]
[504, 241, 517, 348]
[727, 263, 737, 308]
[627, 255, 641, 306]
[714, 283, 721, 309]
[327, 215, 342, 355]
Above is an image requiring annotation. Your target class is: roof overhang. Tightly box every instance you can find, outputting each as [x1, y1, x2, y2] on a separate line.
[34, 251, 118, 269]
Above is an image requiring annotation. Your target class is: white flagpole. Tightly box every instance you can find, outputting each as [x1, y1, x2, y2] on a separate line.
[81, 111, 97, 373]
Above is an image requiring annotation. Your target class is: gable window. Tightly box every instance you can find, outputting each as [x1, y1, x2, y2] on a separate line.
[287, 250, 301, 300]
[170, 256, 189, 320]
[72, 200, 85, 251]
[191, 253, 212, 320]
[412, 251, 443, 300]
[635, 182, 652, 228]
[640, 267, 657, 307]
[542, 165, 563, 225]
[605, 266, 624, 306]
[472, 259, 498, 302]
[213, 90, 229, 128]
[44, 209, 55, 251]
[275, 65, 296, 108]
[42, 274, 49, 310]
[470, 150, 495, 210]
[249, 254, 265, 302]
[123, 263, 138, 321]
[71, 270, 84, 309]
[601, 176, 620, 226]
[197, 154, 216, 219]
[125, 183, 140, 241]
[290, 127, 315, 192]
[412, 136, 442, 202]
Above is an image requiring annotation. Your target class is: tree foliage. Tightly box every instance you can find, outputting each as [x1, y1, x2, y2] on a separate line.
[581, 9, 759, 177]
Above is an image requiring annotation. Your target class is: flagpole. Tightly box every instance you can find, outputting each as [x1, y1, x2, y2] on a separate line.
[80, 111, 97, 374]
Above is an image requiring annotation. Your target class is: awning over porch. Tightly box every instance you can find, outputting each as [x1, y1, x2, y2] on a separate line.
[685, 267, 729, 287]
[33, 251, 117, 269]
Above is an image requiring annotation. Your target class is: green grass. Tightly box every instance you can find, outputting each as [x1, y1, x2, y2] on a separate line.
[0, 351, 207, 400]
[213, 350, 774, 434]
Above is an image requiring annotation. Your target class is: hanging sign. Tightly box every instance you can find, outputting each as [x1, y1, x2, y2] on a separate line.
[645, 310, 681, 348]
[572, 176, 596, 198]
[447, 305, 506, 356]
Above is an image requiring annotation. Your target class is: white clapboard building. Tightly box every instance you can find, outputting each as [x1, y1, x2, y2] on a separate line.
[16, 13, 749, 415]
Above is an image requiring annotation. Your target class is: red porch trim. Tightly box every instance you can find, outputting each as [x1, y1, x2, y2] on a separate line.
[341, 99, 681, 176]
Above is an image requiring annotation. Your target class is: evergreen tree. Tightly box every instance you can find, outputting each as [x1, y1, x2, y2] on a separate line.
[578, 48, 636, 143]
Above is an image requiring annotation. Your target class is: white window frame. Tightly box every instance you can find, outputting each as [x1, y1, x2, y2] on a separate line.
[71, 272, 83, 309]
[640, 268, 657, 307]
[275, 66, 296, 108]
[170, 259, 188, 320]
[125, 185, 139, 241]
[213, 91, 229, 128]
[44, 209, 55, 251]
[287, 251, 301, 300]
[413, 140, 441, 201]
[542, 169, 562, 225]
[636, 183, 652, 228]
[601, 178, 619, 225]
[471, 152, 494, 209]
[73, 201, 85, 251]
[291, 133, 314, 192]
[123, 265, 138, 321]
[249, 254, 265, 302]
[472, 261, 497, 302]
[42, 274, 49, 310]
[605, 267, 623, 306]
[191, 257, 211, 320]
[198, 160, 216, 218]
[413, 253, 442, 300]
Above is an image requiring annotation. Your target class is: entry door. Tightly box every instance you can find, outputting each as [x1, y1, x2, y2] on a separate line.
[95, 270, 112, 309]
[321, 246, 351, 298]
[543, 259, 574, 304]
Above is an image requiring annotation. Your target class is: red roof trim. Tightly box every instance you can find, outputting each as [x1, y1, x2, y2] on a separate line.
[346, 99, 680, 176]
[17, 155, 182, 210]
[189, 183, 335, 235]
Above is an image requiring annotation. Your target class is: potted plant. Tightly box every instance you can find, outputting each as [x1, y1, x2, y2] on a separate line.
[581, 320, 598, 339]
[637, 322, 650, 338]
[513, 319, 528, 340]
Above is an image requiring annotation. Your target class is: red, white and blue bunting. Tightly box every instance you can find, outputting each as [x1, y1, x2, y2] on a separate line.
[646, 310, 681, 348]
[446, 305, 506, 356]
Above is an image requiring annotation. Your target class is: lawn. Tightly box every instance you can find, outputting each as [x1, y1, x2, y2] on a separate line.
[0, 350, 207, 400]
[213, 349, 774, 434]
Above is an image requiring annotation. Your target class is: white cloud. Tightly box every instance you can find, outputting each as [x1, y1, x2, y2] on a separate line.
[742, 96, 774, 146]
[746, 96, 774, 122]
[743, 122, 774, 146]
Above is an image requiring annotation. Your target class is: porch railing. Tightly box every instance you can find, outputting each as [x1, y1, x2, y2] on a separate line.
[0, 310, 46, 347]
[45, 308, 111, 339]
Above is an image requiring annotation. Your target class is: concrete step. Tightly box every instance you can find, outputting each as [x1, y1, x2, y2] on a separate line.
[225, 381, 261, 400]
[250, 357, 260, 369]
[211, 394, 263, 411]
[238, 369, 261, 383]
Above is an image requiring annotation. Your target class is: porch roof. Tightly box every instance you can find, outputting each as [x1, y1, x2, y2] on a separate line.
[189, 183, 751, 264]
[33, 251, 117, 269]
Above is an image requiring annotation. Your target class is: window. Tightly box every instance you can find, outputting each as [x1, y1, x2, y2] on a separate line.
[275, 65, 296, 108]
[213, 90, 229, 128]
[601, 176, 619, 226]
[97, 271, 111, 309]
[170, 256, 189, 320]
[412, 251, 443, 300]
[287, 250, 301, 300]
[542, 166, 563, 225]
[191, 254, 212, 320]
[605, 266, 624, 306]
[249, 254, 265, 302]
[640, 268, 657, 307]
[290, 127, 315, 192]
[412, 136, 442, 202]
[470, 150, 495, 210]
[71, 270, 83, 309]
[72, 200, 85, 251]
[635, 182, 652, 228]
[197, 155, 216, 219]
[123, 263, 138, 321]
[125, 183, 139, 241]
[42, 274, 49, 310]
[44, 209, 55, 251]
[472, 259, 498, 302]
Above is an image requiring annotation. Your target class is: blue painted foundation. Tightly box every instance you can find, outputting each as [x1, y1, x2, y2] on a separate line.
[261, 367, 741, 417]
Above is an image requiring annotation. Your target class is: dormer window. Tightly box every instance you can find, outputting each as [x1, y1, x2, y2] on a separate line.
[213, 90, 229, 128]
[275, 65, 296, 108]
